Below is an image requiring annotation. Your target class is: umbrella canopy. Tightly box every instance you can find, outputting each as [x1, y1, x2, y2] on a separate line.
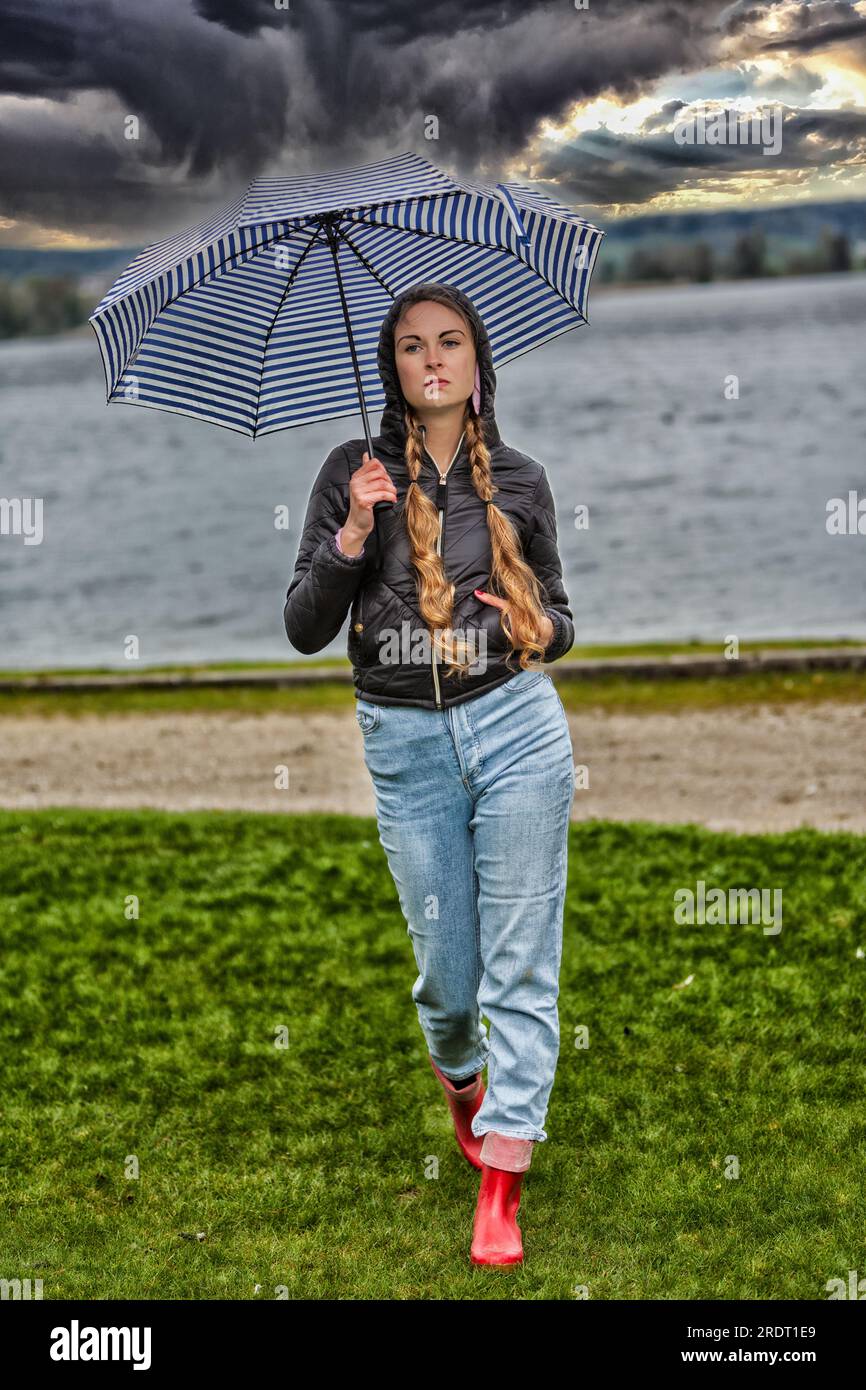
[89, 150, 605, 442]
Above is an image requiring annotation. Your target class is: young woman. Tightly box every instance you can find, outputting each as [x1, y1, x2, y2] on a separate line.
[284, 282, 576, 1267]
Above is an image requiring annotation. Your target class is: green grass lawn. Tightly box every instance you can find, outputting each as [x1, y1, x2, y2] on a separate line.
[1, 809, 864, 1299]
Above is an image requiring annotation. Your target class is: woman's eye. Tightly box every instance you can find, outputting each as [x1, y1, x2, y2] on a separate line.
[404, 340, 462, 354]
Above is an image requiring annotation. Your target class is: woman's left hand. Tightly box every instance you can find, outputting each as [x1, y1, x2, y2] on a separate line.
[474, 590, 554, 648]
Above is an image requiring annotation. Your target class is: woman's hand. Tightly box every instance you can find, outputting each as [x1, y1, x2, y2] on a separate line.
[343, 453, 398, 549]
[474, 590, 554, 648]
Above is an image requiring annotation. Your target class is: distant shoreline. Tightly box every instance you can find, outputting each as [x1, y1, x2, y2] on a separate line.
[2, 268, 866, 343]
[1, 640, 865, 692]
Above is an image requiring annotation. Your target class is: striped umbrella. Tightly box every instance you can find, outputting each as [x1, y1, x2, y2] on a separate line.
[90, 149, 603, 552]
[90, 149, 603, 439]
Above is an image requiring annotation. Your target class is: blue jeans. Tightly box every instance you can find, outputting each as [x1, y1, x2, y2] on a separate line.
[355, 666, 575, 1145]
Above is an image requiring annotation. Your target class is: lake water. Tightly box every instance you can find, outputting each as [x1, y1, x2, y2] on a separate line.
[0, 272, 864, 670]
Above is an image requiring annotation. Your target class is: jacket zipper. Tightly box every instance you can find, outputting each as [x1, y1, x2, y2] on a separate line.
[426, 431, 466, 710]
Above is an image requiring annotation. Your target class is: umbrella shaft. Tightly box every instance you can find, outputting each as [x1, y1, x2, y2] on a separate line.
[324, 221, 374, 458]
[323, 220, 390, 563]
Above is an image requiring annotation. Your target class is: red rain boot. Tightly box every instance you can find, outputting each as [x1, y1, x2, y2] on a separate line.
[428, 1055, 485, 1170]
[470, 1163, 526, 1266]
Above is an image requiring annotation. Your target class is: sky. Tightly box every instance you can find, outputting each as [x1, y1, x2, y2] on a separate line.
[0, 0, 865, 248]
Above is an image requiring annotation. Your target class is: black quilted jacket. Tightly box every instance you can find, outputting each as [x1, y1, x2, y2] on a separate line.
[283, 288, 575, 710]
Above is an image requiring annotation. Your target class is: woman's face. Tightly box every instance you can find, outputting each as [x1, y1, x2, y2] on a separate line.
[393, 300, 476, 416]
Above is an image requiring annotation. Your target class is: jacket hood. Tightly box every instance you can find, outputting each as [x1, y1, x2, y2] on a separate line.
[376, 282, 501, 456]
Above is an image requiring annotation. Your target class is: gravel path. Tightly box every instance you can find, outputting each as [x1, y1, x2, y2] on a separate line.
[2, 703, 864, 832]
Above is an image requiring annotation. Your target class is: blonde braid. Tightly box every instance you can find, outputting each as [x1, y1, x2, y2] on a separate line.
[403, 407, 552, 682]
[464, 412, 551, 674]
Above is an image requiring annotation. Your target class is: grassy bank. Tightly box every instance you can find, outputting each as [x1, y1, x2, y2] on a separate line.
[0, 667, 861, 716]
[3, 637, 863, 682]
[0, 808, 863, 1298]
[0, 639, 863, 715]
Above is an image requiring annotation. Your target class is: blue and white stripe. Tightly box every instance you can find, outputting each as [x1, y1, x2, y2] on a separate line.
[90, 150, 605, 439]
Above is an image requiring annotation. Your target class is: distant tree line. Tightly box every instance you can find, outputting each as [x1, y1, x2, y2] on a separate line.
[0, 275, 90, 338]
[0, 228, 861, 339]
[602, 225, 857, 285]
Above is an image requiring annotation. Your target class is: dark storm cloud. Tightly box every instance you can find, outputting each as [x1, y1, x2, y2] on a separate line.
[193, 0, 528, 42]
[0, 0, 87, 95]
[762, 15, 866, 51]
[184, 0, 726, 170]
[191, 0, 284, 37]
[0, 0, 292, 238]
[0, 0, 729, 241]
[0, 0, 290, 170]
[0, 0, 863, 243]
[532, 107, 866, 208]
[0, 97, 225, 239]
[191, 0, 725, 44]
[640, 100, 689, 132]
[720, 0, 866, 50]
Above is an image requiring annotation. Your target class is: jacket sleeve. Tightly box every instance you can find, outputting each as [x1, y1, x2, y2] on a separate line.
[525, 465, 575, 664]
[283, 445, 369, 655]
